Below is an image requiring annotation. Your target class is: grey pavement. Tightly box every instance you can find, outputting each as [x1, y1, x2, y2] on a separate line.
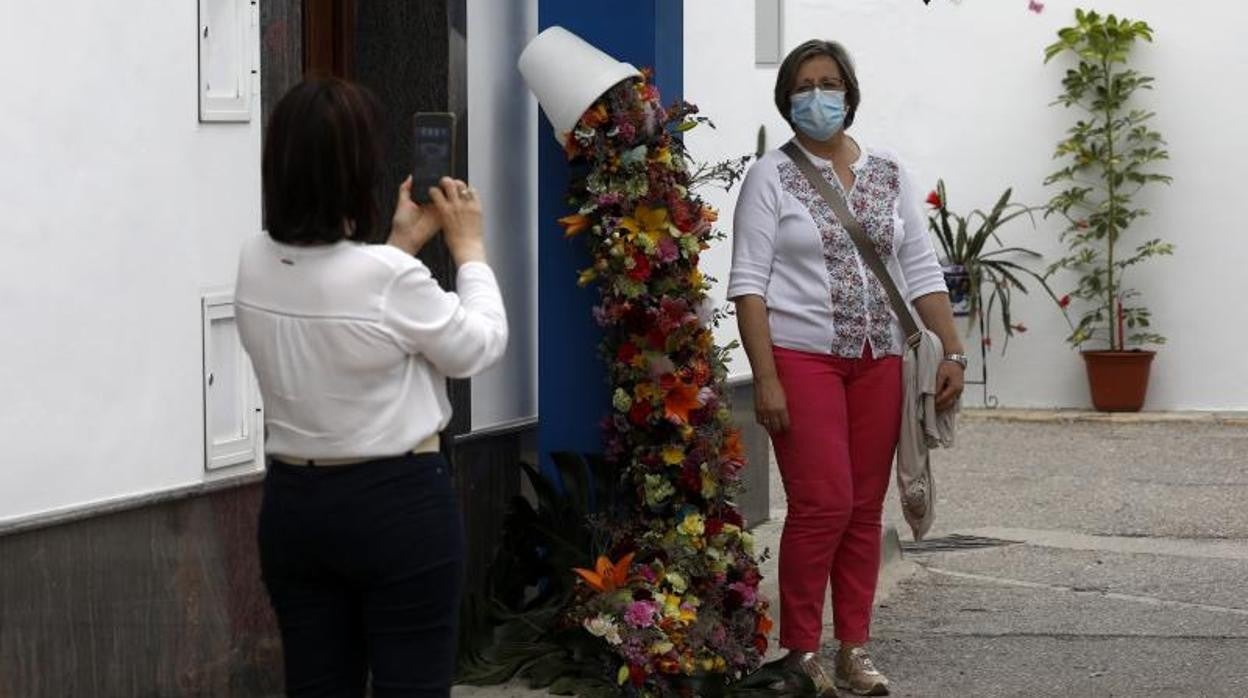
[864, 416, 1248, 697]
[456, 415, 1248, 696]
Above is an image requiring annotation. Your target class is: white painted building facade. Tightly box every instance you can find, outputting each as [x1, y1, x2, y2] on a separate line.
[687, 0, 1248, 411]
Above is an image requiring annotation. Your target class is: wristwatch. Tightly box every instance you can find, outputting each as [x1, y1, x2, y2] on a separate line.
[942, 353, 969, 369]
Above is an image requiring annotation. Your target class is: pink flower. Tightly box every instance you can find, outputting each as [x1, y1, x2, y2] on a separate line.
[624, 600, 659, 628]
[728, 581, 758, 608]
[657, 236, 680, 264]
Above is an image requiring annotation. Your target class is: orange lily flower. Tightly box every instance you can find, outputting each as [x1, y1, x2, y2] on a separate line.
[580, 103, 609, 129]
[756, 613, 774, 636]
[558, 213, 591, 237]
[572, 552, 636, 593]
[662, 377, 702, 424]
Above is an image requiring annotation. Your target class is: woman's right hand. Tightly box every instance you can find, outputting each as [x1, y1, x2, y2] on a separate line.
[754, 376, 790, 435]
[428, 177, 486, 266]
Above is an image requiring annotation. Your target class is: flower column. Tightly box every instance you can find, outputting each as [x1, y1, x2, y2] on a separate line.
[535, 0, 683, 480]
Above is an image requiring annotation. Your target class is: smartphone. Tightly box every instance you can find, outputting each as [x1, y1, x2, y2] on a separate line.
[411, 112, 456, 204]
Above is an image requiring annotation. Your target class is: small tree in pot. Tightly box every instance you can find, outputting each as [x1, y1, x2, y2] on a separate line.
[1044, 9, 1173, 411]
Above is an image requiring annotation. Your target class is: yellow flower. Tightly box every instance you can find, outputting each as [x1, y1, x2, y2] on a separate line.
[635, 381, 660, 402]
[651, 640, 674, 655]
[619, 204, 676, 242]
[678, 512, 705, 537]
[617, 665, 630, 685]
[689, 267, 704, 290]
[662, 445, 685, 466]
[577, 268, 597, 286]
[701, 468, 718, 499]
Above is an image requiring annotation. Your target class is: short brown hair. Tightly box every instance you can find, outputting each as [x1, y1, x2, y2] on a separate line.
[774, 40, 861, 130]
[262, 78, 385, 245]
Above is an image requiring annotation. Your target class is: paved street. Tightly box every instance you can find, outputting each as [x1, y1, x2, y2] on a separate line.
[456, 414, 1248, 696]
[857, 415, 1248, 697]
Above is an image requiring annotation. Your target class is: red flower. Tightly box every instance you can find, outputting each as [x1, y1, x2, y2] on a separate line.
[705, 518, 725, 537]
[1075, 219, 1089, 229]
[646, 327, 668, 351]
[628, 252, 651, 282]
[678, 465, 702, 495]
[1058, 294, 1071, 308]
[925, 190, 942, 208]
[629, 664, 647, 687]
[670, 199, 697, 232]
[629, 401, 652, 426]
[617, 342, 639, 364]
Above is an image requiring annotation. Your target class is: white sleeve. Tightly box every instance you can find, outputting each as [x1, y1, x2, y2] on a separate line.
[895, 160, 948, 301]
[726, 159, 780, 301]
[382, 260, 509, 378]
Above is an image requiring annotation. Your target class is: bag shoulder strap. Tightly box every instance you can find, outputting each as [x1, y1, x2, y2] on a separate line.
[780, 141, 921, 342]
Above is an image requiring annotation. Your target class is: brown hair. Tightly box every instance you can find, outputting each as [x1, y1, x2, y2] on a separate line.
[262, 78, 386, 245]
[774, 40, 861, 130]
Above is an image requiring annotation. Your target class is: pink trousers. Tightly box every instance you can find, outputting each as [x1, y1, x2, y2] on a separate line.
[770, 344, 902, 649]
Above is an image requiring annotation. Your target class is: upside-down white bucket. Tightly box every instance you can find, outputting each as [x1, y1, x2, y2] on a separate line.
[518, 26, 641, 146]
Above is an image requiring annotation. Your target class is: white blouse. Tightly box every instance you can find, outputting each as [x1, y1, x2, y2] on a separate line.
[727, 139, 946, 357]
[234, 235, 508, 460]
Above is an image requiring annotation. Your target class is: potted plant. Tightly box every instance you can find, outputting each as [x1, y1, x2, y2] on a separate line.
[1044, 9, 1173, 412]
[926, 180, 1052, 351]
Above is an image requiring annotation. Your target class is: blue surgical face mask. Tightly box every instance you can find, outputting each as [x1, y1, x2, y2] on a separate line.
[789, 88, 847, 141]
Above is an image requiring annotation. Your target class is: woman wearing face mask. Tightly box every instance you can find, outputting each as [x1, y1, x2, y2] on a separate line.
[727, 40, 964, 696]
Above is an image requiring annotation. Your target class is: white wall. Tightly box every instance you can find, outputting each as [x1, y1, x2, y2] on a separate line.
[0, 1, 262, 524]
[686, 0, 1248, 411]
[467, 0, 539, 431]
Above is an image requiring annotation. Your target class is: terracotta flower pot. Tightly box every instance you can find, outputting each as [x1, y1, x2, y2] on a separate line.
[1082, 350, 1155, 412]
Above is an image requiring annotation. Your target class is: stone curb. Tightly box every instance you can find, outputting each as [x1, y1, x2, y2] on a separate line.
[962, 408, 1248, 426]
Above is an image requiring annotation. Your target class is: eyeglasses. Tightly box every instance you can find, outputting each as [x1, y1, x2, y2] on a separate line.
[791, 80, 846, 96]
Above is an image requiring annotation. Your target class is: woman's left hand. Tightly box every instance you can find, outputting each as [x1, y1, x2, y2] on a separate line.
[935, 360, 964, 412]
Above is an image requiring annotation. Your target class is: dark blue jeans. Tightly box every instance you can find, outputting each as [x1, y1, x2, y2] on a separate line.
[258, 452, 464, 697]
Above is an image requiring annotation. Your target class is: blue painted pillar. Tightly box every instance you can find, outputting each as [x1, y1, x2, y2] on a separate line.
[536, 1, 684, 474]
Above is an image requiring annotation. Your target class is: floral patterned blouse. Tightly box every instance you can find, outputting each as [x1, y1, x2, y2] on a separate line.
[727, 139, 946, 358]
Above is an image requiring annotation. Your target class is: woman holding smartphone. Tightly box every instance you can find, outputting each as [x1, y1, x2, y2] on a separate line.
[235, 78, 508, 697]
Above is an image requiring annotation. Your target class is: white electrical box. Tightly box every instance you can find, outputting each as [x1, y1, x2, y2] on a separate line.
[198, 0, 258, 122]
[202, 293, 262, 471]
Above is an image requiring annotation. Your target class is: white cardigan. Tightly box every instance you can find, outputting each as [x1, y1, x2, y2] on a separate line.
[727, 140, 946, 358]
[235, 235, 508, 460]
